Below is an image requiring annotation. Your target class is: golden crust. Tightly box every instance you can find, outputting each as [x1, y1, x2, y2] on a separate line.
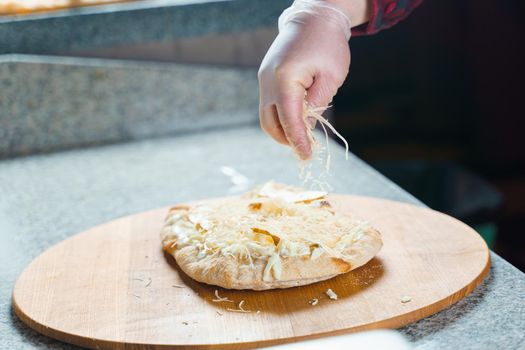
[171, 245, 349, 290]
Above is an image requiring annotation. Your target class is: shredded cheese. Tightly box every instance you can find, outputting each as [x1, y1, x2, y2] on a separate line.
[212, 289, 234, 303]
[299, 101, 350, 190]
[326, 288, 338, 300]
[258, 181, 326, 203]
[227, 300, 251, 313]
[304, 103, 349, 160]
[263, 254, 282, 281]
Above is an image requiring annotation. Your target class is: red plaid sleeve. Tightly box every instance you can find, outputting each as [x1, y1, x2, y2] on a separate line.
[353, 0, 423, 35]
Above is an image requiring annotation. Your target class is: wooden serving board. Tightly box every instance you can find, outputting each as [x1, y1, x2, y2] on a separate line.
[13, 195, 490, 349]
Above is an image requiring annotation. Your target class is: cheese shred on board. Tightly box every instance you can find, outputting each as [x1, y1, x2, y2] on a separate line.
[212, 290, 233, 303]
[326, 288, 338, 300]
[227, 300, 251, 313]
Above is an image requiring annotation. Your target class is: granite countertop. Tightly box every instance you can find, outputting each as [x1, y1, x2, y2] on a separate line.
[0, 54, 259, 158]
[0, 126, 524, 349]
[0, 0, 289, 55]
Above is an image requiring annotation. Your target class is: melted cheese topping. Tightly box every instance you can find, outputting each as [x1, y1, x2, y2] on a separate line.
[257, 181, 327, 203]
[163, 182, 370, 281]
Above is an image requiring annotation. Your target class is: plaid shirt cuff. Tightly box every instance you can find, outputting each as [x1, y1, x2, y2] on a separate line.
[352, 0, 423, 35]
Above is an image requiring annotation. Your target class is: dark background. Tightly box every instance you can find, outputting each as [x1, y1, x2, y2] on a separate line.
[333, 0, 525, 271]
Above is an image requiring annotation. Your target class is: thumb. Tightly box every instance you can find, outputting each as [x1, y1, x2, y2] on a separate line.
[304, 77, 338, 129]
[305, 76, 337, 109]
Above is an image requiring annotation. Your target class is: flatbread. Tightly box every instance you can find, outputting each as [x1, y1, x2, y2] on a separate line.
[160, 182, 382, 290]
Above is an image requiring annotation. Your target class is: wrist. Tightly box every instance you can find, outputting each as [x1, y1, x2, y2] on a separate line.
[279, 0, 354, 40]
[321, 0, 370, 27]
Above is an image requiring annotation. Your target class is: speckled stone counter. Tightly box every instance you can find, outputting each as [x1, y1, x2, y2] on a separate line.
[0, 0, 288, 54]
[0, 55, 258, 158]
[0, 126, 524, 349]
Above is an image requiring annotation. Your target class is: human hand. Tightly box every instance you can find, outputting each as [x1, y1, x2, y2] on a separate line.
[258, 0, 368, 160]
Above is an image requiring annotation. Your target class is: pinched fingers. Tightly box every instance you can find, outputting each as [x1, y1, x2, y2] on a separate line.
[274, 81, 311, 160]
[259, 103, 288, 146]
[259, 64, 313, 160]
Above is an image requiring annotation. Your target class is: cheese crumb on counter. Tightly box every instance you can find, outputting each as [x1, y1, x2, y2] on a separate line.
[326, 288, 338, 300]
[401, 295, 411, 303]
[309, 298, 319, 306]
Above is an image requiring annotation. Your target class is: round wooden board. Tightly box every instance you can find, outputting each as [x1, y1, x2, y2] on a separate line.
[13, 195, 490, 349]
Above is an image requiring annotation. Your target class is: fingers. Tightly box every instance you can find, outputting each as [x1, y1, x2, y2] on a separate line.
[259, 103, 289, 145]
[275, 78, 312, 160]
[259, 73, 340, 160]
[259, 61, 313, 160]
[259, 64, 289, 146]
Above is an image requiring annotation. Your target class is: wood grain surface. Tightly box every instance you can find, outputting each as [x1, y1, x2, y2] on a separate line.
[12, 195, 490, 349]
